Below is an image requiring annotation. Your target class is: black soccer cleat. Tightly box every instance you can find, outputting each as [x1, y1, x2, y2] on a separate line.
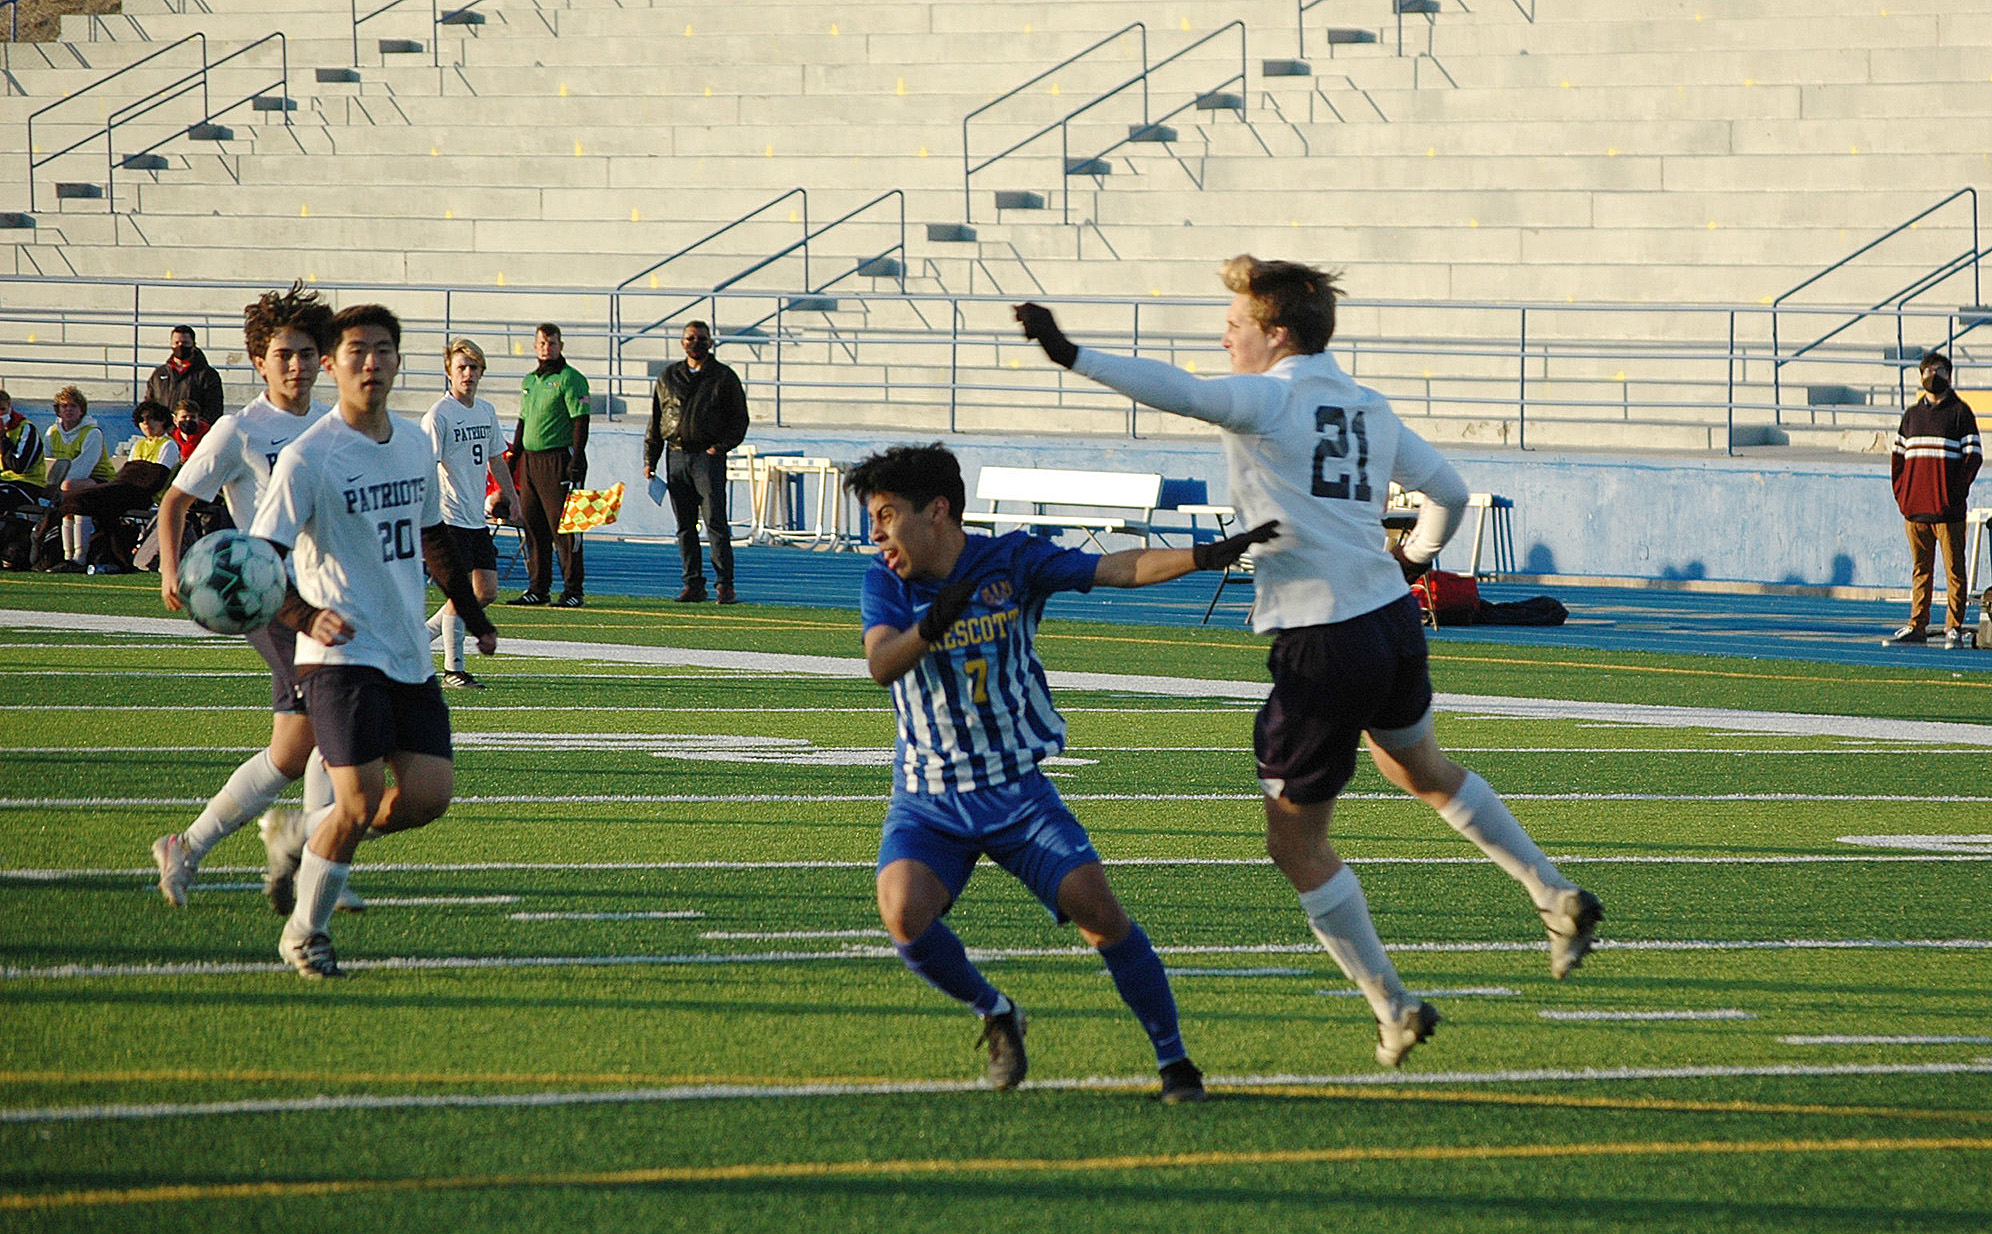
[1156, 1058, 1208, 1104]
[977, 1002, 1027, 1090]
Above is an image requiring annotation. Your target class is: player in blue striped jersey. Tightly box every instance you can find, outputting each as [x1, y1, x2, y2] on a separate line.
[847, 444, 1273, 1104]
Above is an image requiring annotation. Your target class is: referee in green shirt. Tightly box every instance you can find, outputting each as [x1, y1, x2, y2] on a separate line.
[508, 322, 591, 607]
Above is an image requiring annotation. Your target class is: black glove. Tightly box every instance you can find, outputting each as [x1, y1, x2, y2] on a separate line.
[916, 578, 977, 642]
[1014, 302, 1078, 369]
[1194, 520, 1279, 570]
[1391, 544, 1431, 584]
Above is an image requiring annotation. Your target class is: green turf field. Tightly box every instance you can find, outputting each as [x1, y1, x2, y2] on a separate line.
[4, 575, 1990, 1232]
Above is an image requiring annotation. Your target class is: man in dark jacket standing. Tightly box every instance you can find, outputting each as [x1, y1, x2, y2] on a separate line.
[1888, 351, 1980, 648]
[644, 320, 749, 603]
[144, 326, 226, 426]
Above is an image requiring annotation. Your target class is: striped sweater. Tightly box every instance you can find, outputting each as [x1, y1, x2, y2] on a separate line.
[1891, 391, 1981, 522]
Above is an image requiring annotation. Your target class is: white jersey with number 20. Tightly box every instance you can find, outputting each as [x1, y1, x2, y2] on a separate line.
[251, 412, 443, 684]
[1072, 347, 1467, 633]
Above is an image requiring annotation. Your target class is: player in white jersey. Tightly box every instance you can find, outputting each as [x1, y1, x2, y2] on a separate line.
[150, 283, 356, 914]
[251, 303, 496, 978]
[1017, 257, 1603, 1067]
[420, 337, 522, 689]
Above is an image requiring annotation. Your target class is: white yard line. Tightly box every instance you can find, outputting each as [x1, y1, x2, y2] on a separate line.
[1539, 1009, 1758, 1021]
[5, 937, 1989, 983]
[11, 607, 1992, 745]
[15, 792, 1992, 810]
[9, 851, 1992, 884]
[5, 1061, 1989, 1124]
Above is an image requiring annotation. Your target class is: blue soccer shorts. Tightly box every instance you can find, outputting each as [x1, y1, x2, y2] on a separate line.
[877, 770, 1101, 923]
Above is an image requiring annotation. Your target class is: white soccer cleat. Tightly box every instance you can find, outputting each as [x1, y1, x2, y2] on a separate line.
[258, 808, 310, 916]
[1541, 887, 1605, 980]
[1376, 1000, 1441, 1068]
[335, 886, 366, 914]
[150, 833, 193, 907]
[278, 930, 344, 979]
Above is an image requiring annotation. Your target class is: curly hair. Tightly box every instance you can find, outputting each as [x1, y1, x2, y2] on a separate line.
[242, 280, 336, 360]
[1218, 255, 1343, 355]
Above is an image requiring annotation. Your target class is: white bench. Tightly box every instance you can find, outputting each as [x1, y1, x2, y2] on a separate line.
[962, 466, 1164, 549]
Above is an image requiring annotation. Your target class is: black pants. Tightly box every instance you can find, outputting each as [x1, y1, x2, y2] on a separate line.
[666, 446, 733, 588]
[519, 447, 582, 598]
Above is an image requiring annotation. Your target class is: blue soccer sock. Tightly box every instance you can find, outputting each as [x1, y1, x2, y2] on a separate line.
[1099, 922, 1187, 1067]
[896, 920, 1005, 1018]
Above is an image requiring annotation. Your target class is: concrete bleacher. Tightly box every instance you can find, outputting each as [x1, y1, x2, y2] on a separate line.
[0, 0, 1987, 453]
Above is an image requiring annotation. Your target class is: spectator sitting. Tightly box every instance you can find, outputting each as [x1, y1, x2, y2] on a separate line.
[48, 400, 182, 572]
[39, 387, 118, 572]
[145, 325, 226, 426]
[0, 389, 45, 509]
[169, 398, 209, 461]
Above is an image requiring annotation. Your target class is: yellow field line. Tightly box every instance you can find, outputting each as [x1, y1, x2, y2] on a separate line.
[7, 1071, 1987, 1128]
[7, 1136, 1989, 1211]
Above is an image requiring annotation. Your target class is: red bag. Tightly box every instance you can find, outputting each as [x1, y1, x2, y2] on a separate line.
[1411, 569, 1479, 624]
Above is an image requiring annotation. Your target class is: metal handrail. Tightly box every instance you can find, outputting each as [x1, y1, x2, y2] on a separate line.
[104, 32, 289, 213]
[607, 187, 809, 403]
[964, 22, 1248, 227]
[3, 272, 1981, 452]
[351, 0, 446, 68]
[1772, 187, 1981, 408]
[27, 33, 207, 211]
[1054, 22, 1248, 224]
[1294, 0, 1331, 59]
[960, 22, 1146, 224]
[731, 189, 907, 333]
[613, 191, 908, 404]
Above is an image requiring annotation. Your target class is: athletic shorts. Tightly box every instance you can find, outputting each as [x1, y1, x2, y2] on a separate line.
[1255, 592, 1435, 805]
[445, 522, 498, 573]
[244, 622, 306, 715]
[299, 665, 453, 767]
[877, 771, 1101, 924]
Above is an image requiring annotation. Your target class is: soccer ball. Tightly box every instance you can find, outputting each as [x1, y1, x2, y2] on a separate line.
[178, 531, 287, 634]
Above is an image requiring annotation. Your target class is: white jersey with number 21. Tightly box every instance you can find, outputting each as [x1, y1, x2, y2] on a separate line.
[1072, 347, 1465, 633]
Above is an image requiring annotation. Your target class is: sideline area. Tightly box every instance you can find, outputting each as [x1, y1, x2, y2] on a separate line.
[579, 540, 1986, 672]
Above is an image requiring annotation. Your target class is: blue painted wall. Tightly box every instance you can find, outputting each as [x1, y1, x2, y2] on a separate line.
[590, 423, 1911, 591]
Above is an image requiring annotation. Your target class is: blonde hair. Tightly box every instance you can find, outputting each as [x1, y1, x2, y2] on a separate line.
[445, 337, 487, 369]
[54, 385, 87, 413]
[1219, 254, 1342, 354]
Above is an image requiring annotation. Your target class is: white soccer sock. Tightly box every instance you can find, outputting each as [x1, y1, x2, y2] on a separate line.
[443, 616, 466, 672]
[60, 516, 79, 561]
[282, 848, 350, 942]
[1437, 771, 1576, 911]
[426, 603, 448, 638]
[302, 748, 333, 813]
[1298, 867, 1408, 1023]
[181, 751, 293, 862]
[74, 515, 93, 561]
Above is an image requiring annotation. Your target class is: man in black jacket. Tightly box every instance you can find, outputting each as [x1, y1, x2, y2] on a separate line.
[1887, 351, 1981, 648]
[144, 325, 227, 426]
[644, 321, 749, 603]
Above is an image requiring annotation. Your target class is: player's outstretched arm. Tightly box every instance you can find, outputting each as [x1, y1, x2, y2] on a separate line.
[1093, 521, 1279, 589]
[1014, 302, 1078, 369]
